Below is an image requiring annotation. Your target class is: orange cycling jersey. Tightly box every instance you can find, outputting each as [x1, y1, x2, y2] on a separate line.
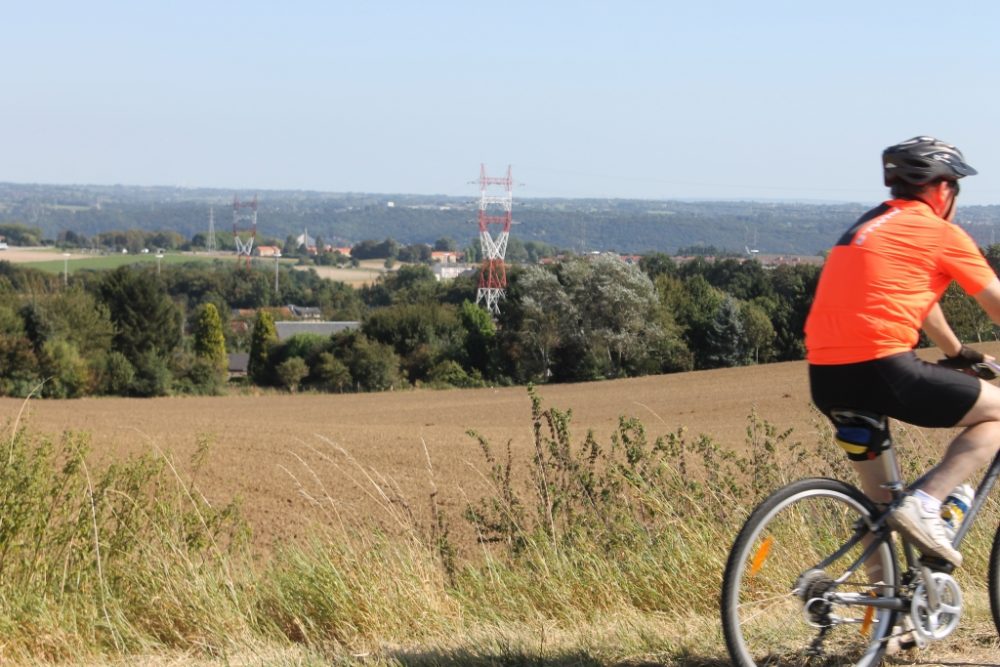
[805, 199, 996, 365]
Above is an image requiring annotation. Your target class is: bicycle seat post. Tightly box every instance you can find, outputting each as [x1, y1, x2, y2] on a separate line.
[877, 446, 906, 502]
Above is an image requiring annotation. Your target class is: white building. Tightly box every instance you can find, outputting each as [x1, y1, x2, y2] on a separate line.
[432, 264, 475, 281]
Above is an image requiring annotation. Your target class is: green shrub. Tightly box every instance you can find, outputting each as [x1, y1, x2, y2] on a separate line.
[277, 356, 309, 392]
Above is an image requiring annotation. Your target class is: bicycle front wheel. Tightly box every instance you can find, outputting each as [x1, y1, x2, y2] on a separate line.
[986, 516, 1000, 636]
[721, 478, 899, 667]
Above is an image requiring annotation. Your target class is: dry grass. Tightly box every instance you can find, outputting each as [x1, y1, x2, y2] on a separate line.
[294, 259, 389, 287]
[4, 343, 1000, 665]
[0, 246, 79, 262]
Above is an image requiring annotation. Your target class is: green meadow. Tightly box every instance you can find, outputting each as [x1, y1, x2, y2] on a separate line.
[22, 253, 279, 274]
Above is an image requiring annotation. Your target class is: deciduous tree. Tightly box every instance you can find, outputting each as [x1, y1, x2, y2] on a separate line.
[277, 356, 309, 392]
[247, 310, 278, 384]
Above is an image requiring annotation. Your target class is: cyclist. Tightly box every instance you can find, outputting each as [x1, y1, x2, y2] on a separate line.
[805, 136, 1000, 568]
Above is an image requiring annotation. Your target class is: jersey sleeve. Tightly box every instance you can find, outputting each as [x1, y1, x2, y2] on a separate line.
[940, 225, 997, 295]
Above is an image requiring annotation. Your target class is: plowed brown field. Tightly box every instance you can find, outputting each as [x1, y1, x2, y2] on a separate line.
[4, 344, 995, 554]
[0, 247, 73, 262]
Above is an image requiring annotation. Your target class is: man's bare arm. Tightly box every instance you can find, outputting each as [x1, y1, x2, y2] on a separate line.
[974, 278, 1000, 326]
[922, 302, 962, 357]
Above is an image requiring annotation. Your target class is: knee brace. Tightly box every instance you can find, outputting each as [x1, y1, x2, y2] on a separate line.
[829, 409, 892, 461]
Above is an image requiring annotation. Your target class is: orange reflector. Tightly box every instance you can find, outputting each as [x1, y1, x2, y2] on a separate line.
[860, 591, 876, 636]
[749, 536, 773, 576]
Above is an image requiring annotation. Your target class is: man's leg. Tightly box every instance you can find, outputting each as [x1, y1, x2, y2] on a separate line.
[886, 379, 1000, 567]
[852, 459, 894, 505]
[852, 459, 921, 653]
[915, 380, 1000, 499]
[850, 459, 894, 586]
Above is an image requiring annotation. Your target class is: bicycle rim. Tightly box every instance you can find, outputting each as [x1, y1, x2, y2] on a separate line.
[722, 479, 898, 667]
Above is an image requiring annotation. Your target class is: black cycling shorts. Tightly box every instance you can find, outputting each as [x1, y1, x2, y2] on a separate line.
[810, 351, 981, 428]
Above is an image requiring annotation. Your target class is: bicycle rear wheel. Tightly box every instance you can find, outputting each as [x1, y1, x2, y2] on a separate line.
[721, 477, 899, 667]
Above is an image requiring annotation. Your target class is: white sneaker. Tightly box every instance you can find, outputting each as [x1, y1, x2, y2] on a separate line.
[885, 633, 915, 656]
[887, 496, 963, 567]
[885, 616, 923, 655]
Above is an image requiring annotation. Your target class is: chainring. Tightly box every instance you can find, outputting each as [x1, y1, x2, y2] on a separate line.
[910, 571, 962, 641]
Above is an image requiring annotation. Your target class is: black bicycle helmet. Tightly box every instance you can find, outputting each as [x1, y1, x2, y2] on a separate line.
[882, 136, 977, 186]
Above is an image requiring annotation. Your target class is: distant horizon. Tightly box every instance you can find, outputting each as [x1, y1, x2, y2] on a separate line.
[8, 178, 1000, 257]
[9, 178, 1000, 210]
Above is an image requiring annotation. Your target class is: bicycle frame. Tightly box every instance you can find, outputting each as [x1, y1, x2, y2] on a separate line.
[723, 362, 1000, 666]
[813, 446, 1000, 615]
[951, 448, 1000, 547]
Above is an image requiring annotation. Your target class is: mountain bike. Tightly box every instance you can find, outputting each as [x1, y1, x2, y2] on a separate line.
[720, 361, 1000, 667]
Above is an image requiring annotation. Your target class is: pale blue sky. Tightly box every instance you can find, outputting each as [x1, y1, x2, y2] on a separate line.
[3, 1, 1000, 204]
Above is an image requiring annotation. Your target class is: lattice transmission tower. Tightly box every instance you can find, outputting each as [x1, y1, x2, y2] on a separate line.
[232, 195, 257, 268]
[475, 165, 513, 314]
[207, 206, 217, 253]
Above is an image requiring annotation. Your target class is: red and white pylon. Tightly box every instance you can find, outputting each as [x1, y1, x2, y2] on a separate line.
[233, 195, 257, 268]
[475, 165, 513, 314]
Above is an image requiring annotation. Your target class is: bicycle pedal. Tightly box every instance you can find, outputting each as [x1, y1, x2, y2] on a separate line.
[918, 555, 954, 573]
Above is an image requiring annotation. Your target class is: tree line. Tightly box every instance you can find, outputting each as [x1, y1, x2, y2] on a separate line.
[3, 247, 1000, 398]
[1, 221, 564, 269]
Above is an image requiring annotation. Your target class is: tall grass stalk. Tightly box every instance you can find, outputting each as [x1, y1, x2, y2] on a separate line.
[0, 417, 250, 663]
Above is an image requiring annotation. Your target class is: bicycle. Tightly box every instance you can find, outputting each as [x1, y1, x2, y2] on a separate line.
[720, 360, 1000, 667]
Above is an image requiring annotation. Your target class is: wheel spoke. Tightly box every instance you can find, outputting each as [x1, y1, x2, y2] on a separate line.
[722, 480, 897, 667]
[736, 592, 800, 627]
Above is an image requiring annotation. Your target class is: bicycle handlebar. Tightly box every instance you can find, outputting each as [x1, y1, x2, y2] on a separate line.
[937, 356, 1000, 380]
[973, 359, 1000, 381]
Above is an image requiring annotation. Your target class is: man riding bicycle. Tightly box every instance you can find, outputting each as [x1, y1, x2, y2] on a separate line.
[805, 135, 1000, 568]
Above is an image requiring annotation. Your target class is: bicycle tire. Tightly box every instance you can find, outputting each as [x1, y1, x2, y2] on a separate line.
[987, 519, 1000, 637]
[721, 477, 899, 667]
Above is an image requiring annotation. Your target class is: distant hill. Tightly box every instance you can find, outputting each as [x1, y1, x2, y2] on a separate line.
[3, 182, 1000, 255]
